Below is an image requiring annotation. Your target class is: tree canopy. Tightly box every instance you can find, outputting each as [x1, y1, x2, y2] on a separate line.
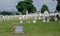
[25, 0, 33, 3]
[56, 0, 60, 12]
[16, 0, 36, 14]
[41, 4, 49, 13]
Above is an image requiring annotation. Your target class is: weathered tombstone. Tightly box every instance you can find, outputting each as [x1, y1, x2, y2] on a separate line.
[33, 20, 36, 23]
[14, 26, 24, 33]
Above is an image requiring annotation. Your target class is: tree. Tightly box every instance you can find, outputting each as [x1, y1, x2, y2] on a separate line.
[41, 4, 49, 13]
[16, 12, 20, 15]
[16, 0, 36, 15]
[25, 0, 33, 3]
[56, 0, 60, 12]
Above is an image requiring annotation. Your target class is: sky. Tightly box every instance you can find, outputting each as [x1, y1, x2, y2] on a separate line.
[0, 0, 57, 12]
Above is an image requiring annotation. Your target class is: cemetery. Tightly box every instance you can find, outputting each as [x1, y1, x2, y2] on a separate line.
[0, 0, 60, 36]
[0, 11, 60, 36]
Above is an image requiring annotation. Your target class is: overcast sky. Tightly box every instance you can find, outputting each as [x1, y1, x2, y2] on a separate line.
[0, 0, 57, 12]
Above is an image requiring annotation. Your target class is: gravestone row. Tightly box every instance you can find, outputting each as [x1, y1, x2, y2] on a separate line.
[20, 19, 37, 24]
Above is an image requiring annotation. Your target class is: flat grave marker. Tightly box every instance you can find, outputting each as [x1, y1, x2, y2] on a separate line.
[14, 26, 24, 33]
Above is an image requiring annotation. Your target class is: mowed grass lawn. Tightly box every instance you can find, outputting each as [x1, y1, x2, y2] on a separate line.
[0, 18, 60, 36]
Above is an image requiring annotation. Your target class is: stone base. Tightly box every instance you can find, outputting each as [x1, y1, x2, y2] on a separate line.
[14, 31, 24, 33]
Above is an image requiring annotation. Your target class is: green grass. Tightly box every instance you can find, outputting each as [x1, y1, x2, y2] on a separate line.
[0, 18, 60, 36]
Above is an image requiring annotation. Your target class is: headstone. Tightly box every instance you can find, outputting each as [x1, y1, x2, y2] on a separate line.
[3, 16, 5, 20]
[25, 10, 28, 19]
[3, 16, 4, 18]
[22, 16, 25, 19]
[38, 17, 41, 20]
[14, 26, 24, 33]
[19, 17, 21, 20]
[47, 18, 49, 22]
[54, 17, 58, 21]
[44, 11, 49, 17]
[26, 10, 28, 15]
[35, 17, 37, 20]
[20, 20, 23, 24]
[43, 19, 46, 22]
[43, 17, 46, 22]
[33, 20, 36, 23]
[43, 11, 50, 22]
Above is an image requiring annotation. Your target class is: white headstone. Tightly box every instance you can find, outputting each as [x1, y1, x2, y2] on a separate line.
[19, 17, 21, 20]
[47, 18, 49, 22]
[55, 17, 58, 21]
[38, 17, 41, 20]
[43, 19, 46, 22]
[22, 16, 25, 19]
[26, 10, 28, 15]
[43, 11, 50, 22]
[33, 20, 36, 23]
[3, 16, 4, 18]
[44, 11, 49, 17]
[20, 20, 23, 24]
[35, 17, 37, 20]
[3, 16, 5, 20]
[14, 26, 24, 33]
[43, 17, 46, 22]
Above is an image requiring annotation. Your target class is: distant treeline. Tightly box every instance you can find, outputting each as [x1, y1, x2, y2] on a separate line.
[0, 11, 20, 15]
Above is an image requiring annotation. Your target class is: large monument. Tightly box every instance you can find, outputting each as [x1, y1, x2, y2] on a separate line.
[43, 11, 50, 22]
